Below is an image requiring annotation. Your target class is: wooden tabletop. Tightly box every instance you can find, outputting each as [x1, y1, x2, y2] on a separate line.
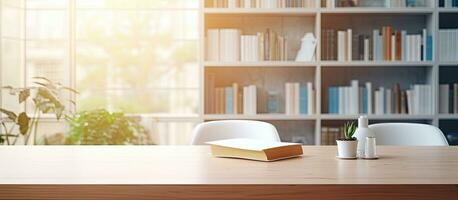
[1, 146, 457, 185]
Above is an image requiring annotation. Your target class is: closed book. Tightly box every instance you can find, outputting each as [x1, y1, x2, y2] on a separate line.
[285, 83, 292, 115]
[426, 35, 433, 61]
[373, 29, 380, 61]
[386, 89, 392, 114]
[232, 83, 239, 114]
[401, 30, 407, 61]
[422, 29, 427, 61]
[225, 87, 234, 114]
[406, 90, 413, 115]
[366, 82, 373, 114]
[337, 31, 347, 61]
[207, 29, 220, 61]
[321, 127, 328, 145]
[307, 82, 314, 114]
[454, 84, 458, 114]
[391, 35, 396, 61]
[207, 138, 303, 162]
[294, 83, 300, 114]
[338, 87, 344, 114]
[387, 26, 392, 61]
[401, 91, 407, 114]
[439, 84, 450, 114]
[393, 83, 401, 113]
[395, 31, 401, 61]
[300, 85, 308, 114]
[347, 29, 352, 61]
[250, 85, 257, 114]
[350, 80, 359, 114]
[328, 87, 336, 114]
[364, 38, 370, 61]
[243, 86, 249, 115]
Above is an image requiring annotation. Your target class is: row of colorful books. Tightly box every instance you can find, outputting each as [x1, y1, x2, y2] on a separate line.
[441, 0, 458, 7]
[207, 0, 317, 8]
[209, 83, 258, 115]
[321, 126, 344, 145]
[328, 81, 433, 115]
[321, 27, 432, 62]
[438, 29, 458, 62]
[285, 82, 315, 115]
[439, 84, 458, 114]
[207, 28, 288, 62]
[325, 0, 428, 8]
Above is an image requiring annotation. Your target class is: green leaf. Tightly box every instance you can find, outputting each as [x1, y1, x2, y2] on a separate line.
[32, 76, 52, 83]
[18, 89, 30, 103]
[0, 108, 17, 121]
[17, 112, 30, 135]
[61, 86, 79, 94]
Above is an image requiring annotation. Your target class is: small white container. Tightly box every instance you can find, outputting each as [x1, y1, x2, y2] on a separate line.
[364, 137, 377, 159]
[336, 140, 358, 158]
[353, 116, 375, 157]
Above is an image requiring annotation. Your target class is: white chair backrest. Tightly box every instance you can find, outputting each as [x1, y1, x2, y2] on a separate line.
[191, 120, 281, 145]
[368, 123, 449, 146]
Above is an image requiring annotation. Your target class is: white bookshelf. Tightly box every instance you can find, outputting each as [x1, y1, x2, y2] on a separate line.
[200, 0, 458, 145]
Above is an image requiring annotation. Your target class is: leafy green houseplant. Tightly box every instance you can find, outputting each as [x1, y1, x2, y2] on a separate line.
[65, 109, 149, 145]
[0, 77, 77, 145]
[336, 122, 358, 159]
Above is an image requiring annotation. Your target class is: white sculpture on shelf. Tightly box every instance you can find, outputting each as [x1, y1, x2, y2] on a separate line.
[295, 32, 317, 62]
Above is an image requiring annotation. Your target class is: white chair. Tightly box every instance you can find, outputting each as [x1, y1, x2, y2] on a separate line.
[191, 120, 281, 145]
[368, 123, 449, 146]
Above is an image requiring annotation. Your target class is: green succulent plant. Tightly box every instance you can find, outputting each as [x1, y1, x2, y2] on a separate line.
[343, 122, 357, 140]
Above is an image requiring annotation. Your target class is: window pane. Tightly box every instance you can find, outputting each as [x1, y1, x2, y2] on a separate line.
[76, 7, 200, 114]
[77, 89, 199, 114]
[26, 10, 67, 40]
[26, 0, 68, 9]
[2, 6, 25, 38]
[26, 40, 69, 86]
[1, 39, 24, 112]
[2, 0, 25, 8]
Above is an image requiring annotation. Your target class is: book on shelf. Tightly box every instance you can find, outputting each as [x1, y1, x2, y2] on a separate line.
[322, 27, 432, 62]
[206, 28, 288, 62]
[327, 0, 427, 8]
[438, 29, 458, 62]
[207, 0, 317, 8]
[441, 0, 458, 7]
[206, 79, 256, 115]
[328, 81, 432, 115]
[285, 82, 315, 115]
[321, 127, 344, 145]
[439, 83, 458, 114]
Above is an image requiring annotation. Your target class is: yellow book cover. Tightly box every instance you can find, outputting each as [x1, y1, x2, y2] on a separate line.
[207, 138, 303, 162]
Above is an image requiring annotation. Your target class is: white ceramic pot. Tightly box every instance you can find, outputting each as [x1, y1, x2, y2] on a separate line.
[336, 140, 358, 158]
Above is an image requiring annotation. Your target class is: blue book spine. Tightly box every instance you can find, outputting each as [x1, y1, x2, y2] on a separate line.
[362, 88, 368, 114]
[300, 86, 308, 114]
[406, 0, 416, 7]
[329, 87, 338, 114]
[225, 87, 233, 114]
[328, 87, 333, 114]
[335, 87, 339, 114]
[427, 36, 433, 61]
